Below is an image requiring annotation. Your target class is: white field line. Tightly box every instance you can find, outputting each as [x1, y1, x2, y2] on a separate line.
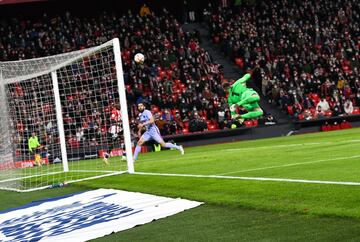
[217, 154, 360, 176]
[223, 140, 360, 152]
[134, 172, 360, 186]
[137, 142, 329, 163]
[0, 171, 64, 183]
[10, 171, 127, 193]
[138, 140, 360, 163]
[223, 142, 327, 152]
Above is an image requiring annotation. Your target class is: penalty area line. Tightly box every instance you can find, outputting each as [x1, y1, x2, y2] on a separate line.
[217, 154, 360, 176]
[133, 172, 360, 186]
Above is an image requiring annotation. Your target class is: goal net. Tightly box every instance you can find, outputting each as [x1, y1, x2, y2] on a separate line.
[0, 38, 134, 192]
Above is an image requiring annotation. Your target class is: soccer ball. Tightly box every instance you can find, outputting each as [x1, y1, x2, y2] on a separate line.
[134, 53, 145, 63]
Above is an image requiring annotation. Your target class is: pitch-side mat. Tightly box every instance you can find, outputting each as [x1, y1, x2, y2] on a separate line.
[0, 189, 202, 241]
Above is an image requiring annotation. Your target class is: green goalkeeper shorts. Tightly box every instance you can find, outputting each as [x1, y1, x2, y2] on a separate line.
[241, 89, 260, 111]
[242, 102, 260, 111]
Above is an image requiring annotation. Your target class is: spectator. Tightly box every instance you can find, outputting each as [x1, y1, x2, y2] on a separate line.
[139, 3, 151, 17]
[208, 0, 359, 121]
[264, 114, 276, 125]
[344, 99, 354, 115]
[189, 112, 207, 132]
[217, 108, 226, 129]
[316, 98, 330, 113]
[332, 102, 342, 117]
[315, 105, 326, 118]
[4, 4, 281, 157]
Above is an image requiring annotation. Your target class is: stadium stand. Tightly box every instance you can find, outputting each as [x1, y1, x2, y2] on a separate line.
[0, 8, 239, 154]
[207, 0, 360, 121]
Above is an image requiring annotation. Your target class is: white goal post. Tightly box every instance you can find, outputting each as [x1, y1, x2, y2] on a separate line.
[0, 38, 134, 192]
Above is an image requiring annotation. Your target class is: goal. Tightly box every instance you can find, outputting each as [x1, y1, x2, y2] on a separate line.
[0, 38, 134, 192]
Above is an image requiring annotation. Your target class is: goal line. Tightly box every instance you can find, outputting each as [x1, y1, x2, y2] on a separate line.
[0, 170, 127, 192]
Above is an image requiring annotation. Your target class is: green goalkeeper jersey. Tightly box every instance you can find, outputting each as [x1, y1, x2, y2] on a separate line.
[28, 136, 40, 152]
[228, 73, 251, 106]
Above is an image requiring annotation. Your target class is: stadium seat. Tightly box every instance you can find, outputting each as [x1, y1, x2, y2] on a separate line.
[159, 71, 166, 78]
[352, 107, 360, 114]
[208, 124, 217, 130]
[325, 110, 333, 117]
[310, 108, 316, 116]
[166, 69, 173, 78]
[311, 93, 320, 103]
[287, 105, 294, 115]
[244, 120, 253, 127]
[184, 121, 189, 128]
[182, 128, 189, 134]
[170, 63, 176, 70]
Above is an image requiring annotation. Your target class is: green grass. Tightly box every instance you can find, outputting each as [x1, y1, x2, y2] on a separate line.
[2, 128, 360, 241]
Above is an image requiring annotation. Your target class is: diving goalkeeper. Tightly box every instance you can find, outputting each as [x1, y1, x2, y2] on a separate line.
[223, 73, 263, 124]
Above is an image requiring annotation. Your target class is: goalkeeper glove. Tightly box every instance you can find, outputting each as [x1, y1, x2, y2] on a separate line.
[230, 104, 238, 112]
[231, 113, 240, 119]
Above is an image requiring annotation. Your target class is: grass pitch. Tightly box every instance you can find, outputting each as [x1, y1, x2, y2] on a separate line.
[2, 128, 360, 241]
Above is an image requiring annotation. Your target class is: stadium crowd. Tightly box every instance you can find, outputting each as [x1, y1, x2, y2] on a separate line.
[208, 0, 360, 120]
[1, 7, 236, 153]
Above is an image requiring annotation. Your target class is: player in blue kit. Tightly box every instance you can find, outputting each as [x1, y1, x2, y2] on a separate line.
[133, 102, 184, 161]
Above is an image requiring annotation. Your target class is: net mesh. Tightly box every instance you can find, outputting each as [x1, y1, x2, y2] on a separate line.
[0, 39, 131, 192]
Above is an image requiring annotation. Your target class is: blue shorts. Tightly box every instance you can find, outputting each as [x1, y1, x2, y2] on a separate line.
[141, 127, 164, 144]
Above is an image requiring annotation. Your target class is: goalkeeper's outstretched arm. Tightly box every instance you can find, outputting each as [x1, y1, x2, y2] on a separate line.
[232, 73, 251, 87]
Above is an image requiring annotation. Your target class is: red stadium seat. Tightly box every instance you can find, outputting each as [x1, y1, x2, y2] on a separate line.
[244, 120, 253, 127]
[208, 124, 217, 130]
[152, 106, 159, 113]
[182, 128, 189, 134]
[184, 121, 189, 128]
[287, 105, 294, 115]
[159, 71, 166, 78]
[352, 107, 360, 114]
[325, 110, 333, 117]
[166, 69, 173, 78]
[170, 63, 176, 70]
[310, 108, 316, 116]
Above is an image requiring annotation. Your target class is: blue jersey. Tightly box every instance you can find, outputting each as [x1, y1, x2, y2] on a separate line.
[139, 109, 157, 131]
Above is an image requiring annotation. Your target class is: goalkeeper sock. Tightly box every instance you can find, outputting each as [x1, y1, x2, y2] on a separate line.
[164, 143, 180, 150]
[241, 110, 263, 119]
[133, 145, 142, 161]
